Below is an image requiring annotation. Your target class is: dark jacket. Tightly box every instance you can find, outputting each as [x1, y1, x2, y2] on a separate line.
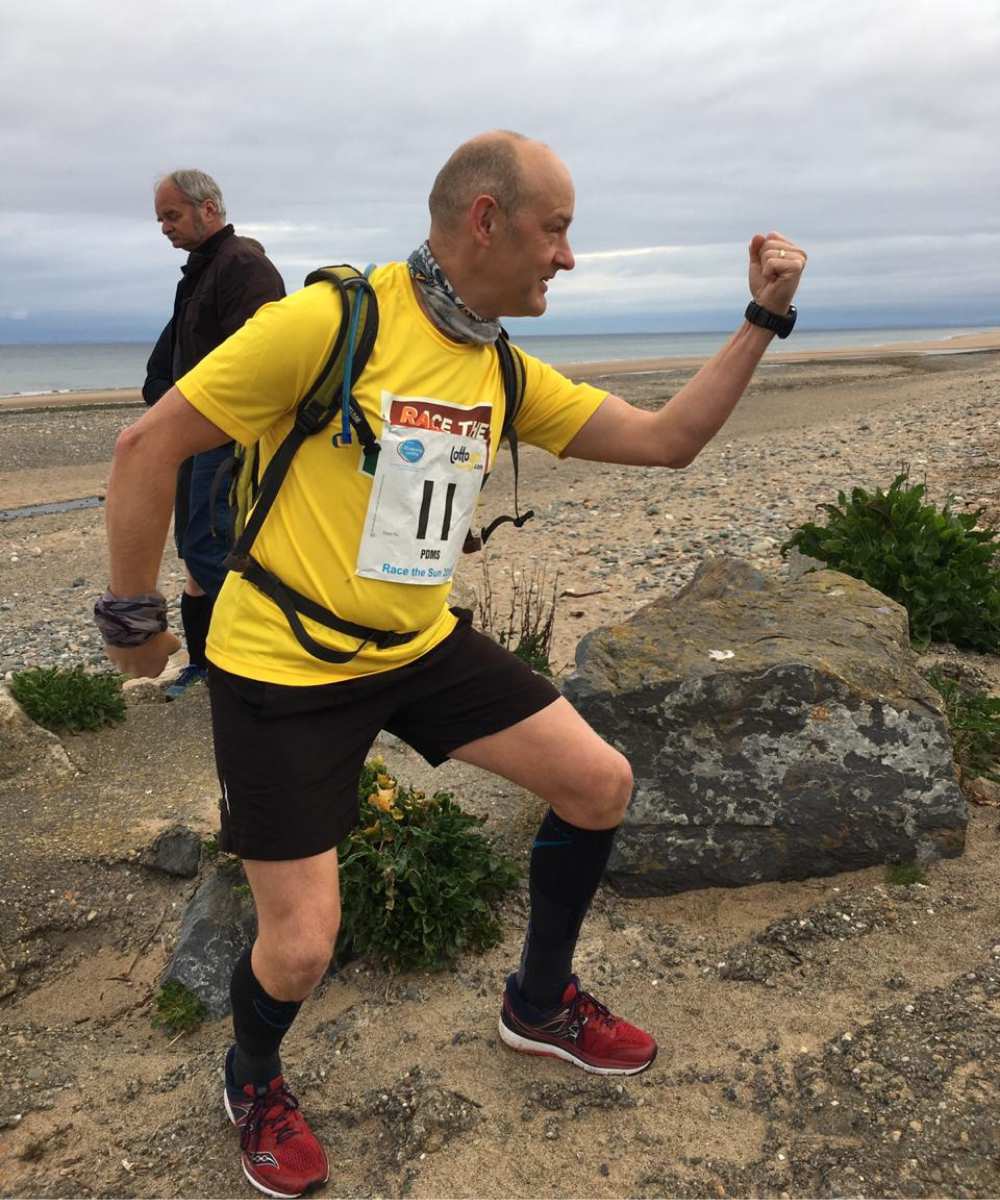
[172, 224, 285, 378]
[142, 224, 285, 403]
[142, 320, 173, 405]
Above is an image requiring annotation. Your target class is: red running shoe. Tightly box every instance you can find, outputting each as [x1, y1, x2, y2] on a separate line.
[223, 1047, 329, 1198]
[499, 974, 657, 1075]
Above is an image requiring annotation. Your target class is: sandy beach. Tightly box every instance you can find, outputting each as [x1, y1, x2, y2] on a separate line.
[2, 338, 1000, 1198]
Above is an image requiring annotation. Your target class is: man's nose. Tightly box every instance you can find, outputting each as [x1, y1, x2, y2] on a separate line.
[555, 237, 575, 272]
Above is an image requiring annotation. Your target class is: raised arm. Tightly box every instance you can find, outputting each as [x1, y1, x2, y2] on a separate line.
[563, 232, 806, 466]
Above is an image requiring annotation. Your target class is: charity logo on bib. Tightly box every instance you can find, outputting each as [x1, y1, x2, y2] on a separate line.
[356, 391, 493, 585]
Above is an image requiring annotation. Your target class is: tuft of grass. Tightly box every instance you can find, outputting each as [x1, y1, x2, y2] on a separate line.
[926, 669, 1000, 784]
[886, 862, 927, 886]
[9, 665, 126, 733]
[153, 981, 207, 1035]
[336, 758, 520, 973]
[474, 555, 559, 674]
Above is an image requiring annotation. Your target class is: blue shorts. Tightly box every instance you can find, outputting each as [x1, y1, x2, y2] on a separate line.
[176, 443, 234, 598]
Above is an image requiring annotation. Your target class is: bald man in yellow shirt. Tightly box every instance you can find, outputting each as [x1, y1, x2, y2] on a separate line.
[99, 130, 806, 1198]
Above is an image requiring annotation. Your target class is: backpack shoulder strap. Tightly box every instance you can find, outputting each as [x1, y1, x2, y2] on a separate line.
[300, 265, 380, 455]
[225, 264, 379, 572]
[466, 331, 533, 551]
[495, 327, 526, 442]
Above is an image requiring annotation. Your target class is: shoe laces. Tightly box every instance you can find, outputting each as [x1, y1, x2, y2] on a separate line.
[241, 1083, 303, 1152]
[570, 988, 616, 1030]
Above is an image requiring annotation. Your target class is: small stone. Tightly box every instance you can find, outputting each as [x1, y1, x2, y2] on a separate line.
[147, 825, 202, 878]
[968, 777, 1000, 806]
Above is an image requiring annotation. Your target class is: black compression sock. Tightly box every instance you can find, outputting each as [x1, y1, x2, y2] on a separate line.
[229, 948, 302, 1086]
[180, 591, 213, 669]
[516, 810, 618, 1011]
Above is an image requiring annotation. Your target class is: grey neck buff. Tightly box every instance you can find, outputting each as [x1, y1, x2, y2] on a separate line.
[407, 241, 501, 345]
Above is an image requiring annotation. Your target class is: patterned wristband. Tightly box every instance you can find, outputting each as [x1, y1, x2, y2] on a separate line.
[94, 590, 168, 648]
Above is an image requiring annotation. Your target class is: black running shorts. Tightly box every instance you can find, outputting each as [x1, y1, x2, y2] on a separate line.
[207, 611, 560, 861]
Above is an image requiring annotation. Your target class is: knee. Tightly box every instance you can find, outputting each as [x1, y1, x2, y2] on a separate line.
[258, 917, 340, 996]
[563, 748, 633, 829]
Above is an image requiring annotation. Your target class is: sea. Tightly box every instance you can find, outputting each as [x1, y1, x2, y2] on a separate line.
[0, 326, 995, 397]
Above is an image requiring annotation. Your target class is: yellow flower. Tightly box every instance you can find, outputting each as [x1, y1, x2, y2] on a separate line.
[372, 786, 398, 813]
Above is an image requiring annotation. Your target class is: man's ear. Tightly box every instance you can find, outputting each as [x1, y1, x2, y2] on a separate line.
[470, 194, 499, 246]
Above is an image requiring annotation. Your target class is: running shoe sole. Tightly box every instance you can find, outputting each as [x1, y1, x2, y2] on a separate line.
[498, 1015, 657, 1075]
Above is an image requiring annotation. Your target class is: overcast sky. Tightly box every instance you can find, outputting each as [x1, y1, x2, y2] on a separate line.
[1, 0, 998, 342]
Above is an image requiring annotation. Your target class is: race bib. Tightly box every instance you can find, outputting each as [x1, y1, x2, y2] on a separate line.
[356, 392, 493, 585]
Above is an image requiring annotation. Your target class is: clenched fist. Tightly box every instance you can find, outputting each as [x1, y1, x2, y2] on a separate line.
[748, 231, 807, 316]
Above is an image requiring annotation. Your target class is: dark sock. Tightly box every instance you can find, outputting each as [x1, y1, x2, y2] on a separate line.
[516, 809, 618, 1011]
[229, 947, 302, 1087]
[180, 591, 213, 668]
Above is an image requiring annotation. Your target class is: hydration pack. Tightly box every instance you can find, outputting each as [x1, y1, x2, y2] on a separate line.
[217, 263, 532, 664]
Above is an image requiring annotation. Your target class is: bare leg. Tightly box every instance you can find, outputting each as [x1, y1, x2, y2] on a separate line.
[450, 696, 632, 829]
[242, 848, 342, 1000]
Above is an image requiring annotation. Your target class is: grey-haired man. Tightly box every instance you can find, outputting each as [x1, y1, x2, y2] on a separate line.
[146, 169, 284, 696]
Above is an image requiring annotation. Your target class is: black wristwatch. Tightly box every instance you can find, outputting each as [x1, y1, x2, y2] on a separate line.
[745, 300, 797, 339]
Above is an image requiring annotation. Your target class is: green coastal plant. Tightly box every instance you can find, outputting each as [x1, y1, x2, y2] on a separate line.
[474, 556, 559, 674]
[783, 471, 1000, 652]
[336, 759, 520, 972]
[926, 669, 1000, 783]
[9, 665, 126, 733]
[885, 862, 926, 887]
[153, 981, 207, 1035]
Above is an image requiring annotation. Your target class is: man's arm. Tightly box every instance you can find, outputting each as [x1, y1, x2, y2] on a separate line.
[141, 320, 174, 406]
[564, 232, 806, 466]
[103, 387, 231, 676]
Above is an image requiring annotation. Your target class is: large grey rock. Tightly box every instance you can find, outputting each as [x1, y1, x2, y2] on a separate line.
[0, 684, 75, 782]
[162, 869, 256, 1017]
[563, 558, 966, 895]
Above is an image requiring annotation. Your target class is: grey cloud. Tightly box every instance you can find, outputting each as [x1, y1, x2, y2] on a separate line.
[1, 0, 997, 339]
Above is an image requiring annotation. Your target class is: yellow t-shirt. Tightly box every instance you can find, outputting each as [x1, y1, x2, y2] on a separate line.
[177, 261, 607, 685]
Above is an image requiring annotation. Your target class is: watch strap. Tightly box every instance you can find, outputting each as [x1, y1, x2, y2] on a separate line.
[745, 300, 797, 339]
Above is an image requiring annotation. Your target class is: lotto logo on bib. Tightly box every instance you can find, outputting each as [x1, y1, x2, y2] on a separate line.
[450, 445, 483, 470]
[356, 392, 496, 585]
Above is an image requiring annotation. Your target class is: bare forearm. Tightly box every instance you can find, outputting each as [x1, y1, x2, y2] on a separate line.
[656, 321, 774, 465]
[563, 232, 806, 469]
[105, 426, 178, 595]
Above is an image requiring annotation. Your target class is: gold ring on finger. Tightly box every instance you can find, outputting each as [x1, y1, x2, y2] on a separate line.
[778, 249, 786, 258]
